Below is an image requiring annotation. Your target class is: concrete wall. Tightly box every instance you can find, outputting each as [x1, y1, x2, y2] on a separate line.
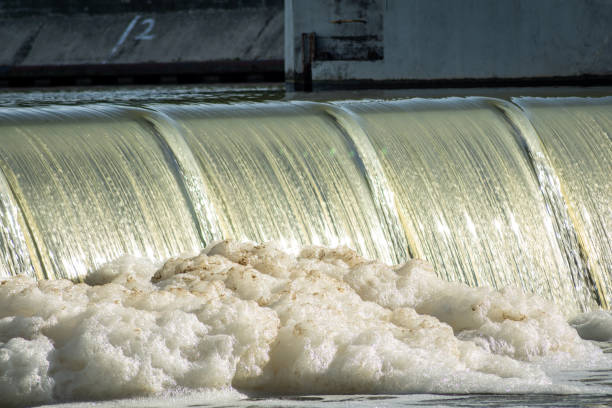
[286, 0, 612, 89]
[0, 0, 283, 86]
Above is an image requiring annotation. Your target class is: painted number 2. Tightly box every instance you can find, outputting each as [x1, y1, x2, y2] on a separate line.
[134, 18, 155, 40]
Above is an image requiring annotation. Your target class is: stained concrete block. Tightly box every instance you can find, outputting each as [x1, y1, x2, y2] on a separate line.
[286, 0, 612, 88]
[0, 1, 283, 84]
[1, 9, 283, 66]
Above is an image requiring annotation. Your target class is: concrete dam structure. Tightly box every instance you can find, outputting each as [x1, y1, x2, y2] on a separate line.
[0, 0, 284, 86]
[2, 2, 612, 407]
[286, 0, 612, 90]
[2, 0, 612, 87]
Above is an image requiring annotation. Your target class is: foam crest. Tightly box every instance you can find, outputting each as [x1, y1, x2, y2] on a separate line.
[0, 241, 603, 406]
[570, 310, 612, 341]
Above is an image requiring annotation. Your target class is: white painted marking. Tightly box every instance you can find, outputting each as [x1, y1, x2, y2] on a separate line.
[107, 15, 141, 61]
[135, 18, 155, 40]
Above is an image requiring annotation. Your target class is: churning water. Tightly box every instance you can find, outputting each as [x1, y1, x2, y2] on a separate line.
[0, 86, 611, 407]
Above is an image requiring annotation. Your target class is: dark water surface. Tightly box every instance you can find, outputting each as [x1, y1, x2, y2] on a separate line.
[3, 83, 612, 107]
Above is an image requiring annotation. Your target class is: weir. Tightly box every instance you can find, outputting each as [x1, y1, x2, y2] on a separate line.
[0, 97, 610, 314]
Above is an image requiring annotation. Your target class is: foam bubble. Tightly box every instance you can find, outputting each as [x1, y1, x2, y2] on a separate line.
[0, 241, 603, 406]
[570, 310, 612, 341]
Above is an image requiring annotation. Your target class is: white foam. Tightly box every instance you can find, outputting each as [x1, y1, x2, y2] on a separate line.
[570, 310, 612, 341]
[0, 241, 604, 406]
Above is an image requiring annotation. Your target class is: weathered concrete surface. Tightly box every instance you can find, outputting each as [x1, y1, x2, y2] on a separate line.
[286, 0, 612, 89]
[0, 0, 283, 85]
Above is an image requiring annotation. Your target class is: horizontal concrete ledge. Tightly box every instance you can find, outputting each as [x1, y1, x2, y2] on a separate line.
[0, 60, 284, 87]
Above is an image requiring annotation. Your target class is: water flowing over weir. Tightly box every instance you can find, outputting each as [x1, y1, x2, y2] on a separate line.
[0, 106, 209, 280]
[0, 97, 610, 313]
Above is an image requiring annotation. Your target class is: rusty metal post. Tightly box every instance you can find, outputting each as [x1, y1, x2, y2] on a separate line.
[301, 32, 316, 91]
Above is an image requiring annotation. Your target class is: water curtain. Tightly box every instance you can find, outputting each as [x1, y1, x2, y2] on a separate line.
[0, 97, 610, 313]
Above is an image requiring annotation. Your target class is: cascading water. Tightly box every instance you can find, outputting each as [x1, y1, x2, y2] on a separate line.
[1, 95, 611, 407]
[0, 97, 610, 311]
[0, 168, 37, 279]
[0, 106, 209, 280]
[154, 102, 402, 264]
[340, 97, 611, 312]
[514, 98, 612, 308]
